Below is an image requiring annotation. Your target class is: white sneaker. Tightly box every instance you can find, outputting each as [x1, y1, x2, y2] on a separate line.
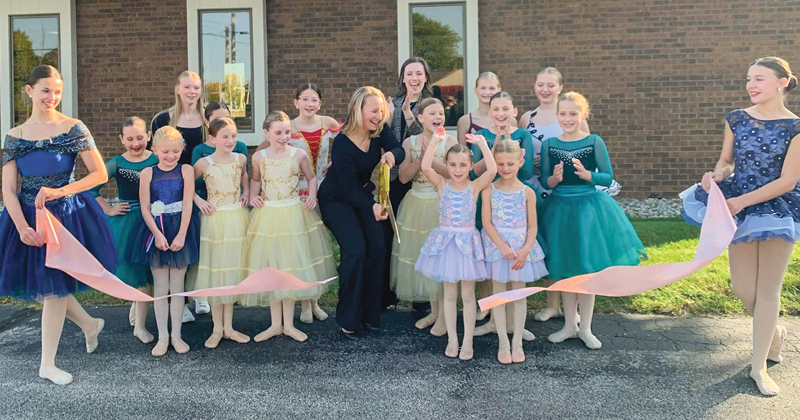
[195, 298, 210, 315]
[182, 305, 195, 323]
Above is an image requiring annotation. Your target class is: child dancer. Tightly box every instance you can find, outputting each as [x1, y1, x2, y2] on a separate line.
[456, 72, 501, 144]
[682, 57, 800, 396]
[392, 98, 457, 335]
[131, 126, 200, 357]
[481, 140, 548, 364]
[91, 117, 158, 343]
[243, 111, 336, 342]
[540, 92, 645, 350]
[289, 82, 340, 324]
[192, 118, 251, 348]
[415, 130, 496, 360]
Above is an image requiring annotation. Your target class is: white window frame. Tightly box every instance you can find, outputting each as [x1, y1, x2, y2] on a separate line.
[397, 0, 479, 131]
[187, 0, 268, 146]
[0, 0, 77, 138]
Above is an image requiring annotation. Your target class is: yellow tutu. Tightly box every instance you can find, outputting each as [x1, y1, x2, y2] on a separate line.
[194, 206, 249, 305]
[390, 191, 442, 302]
[241, 200, 336, 306]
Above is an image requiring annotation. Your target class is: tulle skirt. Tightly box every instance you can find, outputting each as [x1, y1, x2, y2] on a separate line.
[130, 210, 200, 269]
[539, 190, 646, 280]
[108, 204, 152, 288]
[415, 228, 488, 283]
[240, 201, 336, 306]
[194, 207, 249, 305]
[481, 230, 549, 283]
[0, 192, 117, 301]
[390, 191, 442, 302]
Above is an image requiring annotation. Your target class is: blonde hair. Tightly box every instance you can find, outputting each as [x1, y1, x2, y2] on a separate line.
[341, 86, 390, 138]
[152, 126, 185, 149]
[557, 91, 590, 117]
[418, 97, 444, 115]
[445, 143, 473, 162]
[208, 117, 237, 137]
[493, 139, 523, 159]
[476, 71, 501, 88]
[262, 110, 291, 131]
[169, 71, 207, 139]
[537, 67, 563, 85]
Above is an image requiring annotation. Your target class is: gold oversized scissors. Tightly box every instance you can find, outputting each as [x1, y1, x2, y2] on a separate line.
[378, 162, 400, 244]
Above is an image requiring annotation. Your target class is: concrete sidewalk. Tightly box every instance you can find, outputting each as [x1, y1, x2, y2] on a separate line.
[0, 305, 797, 419]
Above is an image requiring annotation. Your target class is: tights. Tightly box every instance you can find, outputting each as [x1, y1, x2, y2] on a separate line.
[40, 295, 103, 385]
[492, 281, 527, 363]
[443, 281, 476, 360]
[152, 267, 188, 355]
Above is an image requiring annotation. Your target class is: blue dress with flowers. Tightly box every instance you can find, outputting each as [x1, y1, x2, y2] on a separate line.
[0, 122, 118, 301]
[682, 109, 800, 243]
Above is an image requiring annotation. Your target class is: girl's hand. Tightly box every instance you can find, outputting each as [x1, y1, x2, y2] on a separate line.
[402, 95, 413, 115]
[250, 195, 264, 208]
[107, 201, 131, 217]
[552, 162, 564, 183]
[169, 232, 186, 252]
[701, 170, 725, 192]
[572, 158, 592, 182]
[464, 133, 486, 145]
[726, 196, 747, 216]
[387, 97, 395, 117]
[18, 226, 44, 247]
[380, 152, 396, 168]
[534, 154, 541, 168]
[34, 187, 59, 209]
[304, 196, 317, 210]
[501, 244, 518, 261]
[154, 233, 169, 251]
[195, 197, 216, 216]
[512, 248, 529, 270]
[373, 202, 388, 221]
[239, 194, 249, 208]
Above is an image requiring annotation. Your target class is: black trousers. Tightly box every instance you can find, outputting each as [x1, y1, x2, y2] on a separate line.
[320, 199, 386, 332]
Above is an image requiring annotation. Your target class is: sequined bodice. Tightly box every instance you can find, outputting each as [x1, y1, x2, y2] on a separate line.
[150, 165, 184, 205]
[489, 186, 527, 230]
[112, 154, 159, 202]
[439, 183, 476, 228]
[410, 135, 447, 194]
[2, 122, 95, 205]
[203, 155, 242, 208]
[260, 148, 300, 201]
[547, 141, 597, 185]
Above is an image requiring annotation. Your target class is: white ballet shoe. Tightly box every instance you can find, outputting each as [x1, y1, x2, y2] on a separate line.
[39, 366, 73, 386]
[578, 331, 602, 350]
[533, 307, 562, 322]
[768, 325, 788, 363]
[548, 327, 578, 344]
[86, 319, 104, 354]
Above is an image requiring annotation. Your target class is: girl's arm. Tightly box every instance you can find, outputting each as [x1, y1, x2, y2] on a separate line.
[296, 149, 318, 210]
[322, 116, 340, 130]
[421, 133, 448, 191]
[249, 152, 264, 208]
[138, 167, 167, 250]
[702, 122, 735, 191]
[513, 187, 539, 270]
[238, 153, 249, 207]
[91, 157, 127, 216]
[540, 141, 563, 189]
[470, 135, 497, 193]
[170, 164, 195, 251]
[470, 139, 487, 178]
[517, 129, 536, 181]
[432, 137, 457, 178]
[481, 187, 516, 260]
[456, 114, 470, 146]
[518, 110, 531, 131]
[397, 138, 418, 184]
[1, 160, 43, 247]
[192, 159, 215, 215]
[35, 146, 108, 209]
[581, 136, 613, 187]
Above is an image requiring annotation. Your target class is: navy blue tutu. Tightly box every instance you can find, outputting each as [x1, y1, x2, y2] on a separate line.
[0, 192, 118, 301]
[130, 211, 200, 269]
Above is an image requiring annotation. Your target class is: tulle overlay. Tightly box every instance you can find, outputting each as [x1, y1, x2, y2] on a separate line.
[539, 190, 646, 280]
[194, 207, 249, 305]
[481, 230, 549, 283]
[130, 211, 200, 269]
[0, 192, 118, 301]
[390, 192, 442, 301]
[415, 233, 488, 282]
[108, 204, 152, 288]
[241, 201, 336, 305]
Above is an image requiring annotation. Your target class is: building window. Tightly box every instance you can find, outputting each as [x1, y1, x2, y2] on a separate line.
[199, 10, 254, 132]
[11, 16, 60, 127]
[398, 0, 479, 130]
[188, 0, 267, 145]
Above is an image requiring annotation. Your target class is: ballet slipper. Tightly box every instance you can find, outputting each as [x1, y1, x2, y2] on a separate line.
[445, 341, 459, 358]
[312, 303, 328, 321]
[476, 309, 489, 321]
[205, 332, 224, 349]
[151, 339, 169, 357]
[548, 326, 579, 344]
[533, 307, 562, 322]
[497, 345, 512, 365]
[283, 327, 308, 342]
[473, 321, 497, 337]
[85, 319, 104, 354]
[430, 319, 447, 337]
[750, 369, 780, 396]
[39, 366, 73, 386]
[133, 328, 154, 344]
[459, 345, 474, 361]
[768, 325, 788, 363]
[414, 313, 437, 330]
[254, 326, 283, 343]
[299, 305, 313, 324]
[128, 303, 135, 326]
[223, 330, 251, 344]
[578, 331, 602, 350]
[523, 329, 535, 341]
[171, 337, 190, 354]
[511, 343, 526, 363]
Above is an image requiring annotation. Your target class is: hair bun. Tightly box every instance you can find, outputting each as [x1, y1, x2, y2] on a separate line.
[787, 74, 798, 92]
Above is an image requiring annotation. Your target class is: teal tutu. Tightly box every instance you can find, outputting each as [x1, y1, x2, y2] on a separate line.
[108, 204, 152, 288]
[539, 190, 646, 280]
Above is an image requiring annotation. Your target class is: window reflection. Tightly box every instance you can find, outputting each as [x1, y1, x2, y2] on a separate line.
[200, 10, 254, 132]
[411, 4, 465, 127]
[11, 16, 59, 126]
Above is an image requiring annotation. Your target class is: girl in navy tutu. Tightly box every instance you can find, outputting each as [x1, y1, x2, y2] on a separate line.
[682, 57, 800, 396]
[0, 65, 115, 385]
[131, 126, 200, 357]
[415, 130, 496, 361]
[540, 92, 645, 350]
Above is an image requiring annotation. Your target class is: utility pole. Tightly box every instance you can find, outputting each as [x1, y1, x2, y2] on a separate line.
[224, 26, 230, 63]
[231, 12, 237, 63]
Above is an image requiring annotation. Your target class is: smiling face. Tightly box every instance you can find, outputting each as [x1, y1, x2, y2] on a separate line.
[475, 78, 500, 105]
[534, 73, 562, 105]
[175, 75, 202, 107]
[495, 151, 522, 180]
[360, 95, 385, 132]
[120, 125, 150, 157]
[153, 138, 183, 169]
[489, 97, 517, 130]
[294, 88, 322, 118]
[265, 120, 291, 150]
[403, 62, 427, 97]
[446, 151, 472, 182]
[557, 100, 586, 134]
[25, 77, 63, 114]
[418, 102, 445, 133]
[747, 64, 786, 105]
[211, 124, 238, 153]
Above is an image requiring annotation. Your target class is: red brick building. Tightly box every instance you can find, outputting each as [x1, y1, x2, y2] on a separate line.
[1, 0, 798, 200]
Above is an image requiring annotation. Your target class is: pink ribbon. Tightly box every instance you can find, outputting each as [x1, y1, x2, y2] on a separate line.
[478, 182, 736, 312]
[36, 209, 336, 302]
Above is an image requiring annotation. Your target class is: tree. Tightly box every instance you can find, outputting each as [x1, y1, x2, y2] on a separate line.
[12, 29, 59, 125]
[411, 13, 463, 71]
